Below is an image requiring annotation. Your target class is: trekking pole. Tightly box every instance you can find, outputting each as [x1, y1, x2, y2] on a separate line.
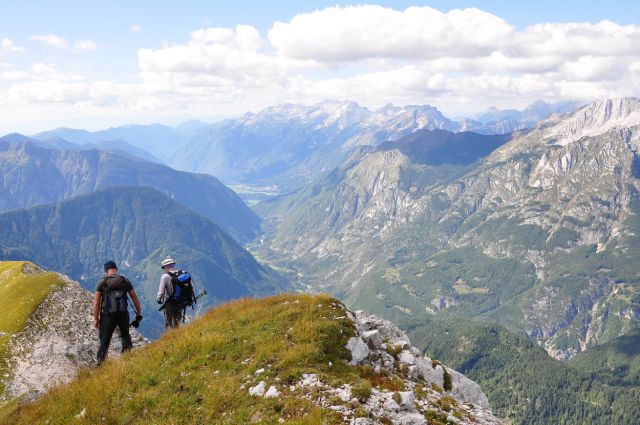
[158, 298, 170, 311]
[193, 289, 208, 302]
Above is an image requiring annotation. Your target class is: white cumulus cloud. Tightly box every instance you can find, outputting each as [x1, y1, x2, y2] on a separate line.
[30, 34, 68, 49]
[5, 5, 640, 126]
[1, 38, 25, 53]
[75, 40, 97, 51]
[269, 5, 513, 61]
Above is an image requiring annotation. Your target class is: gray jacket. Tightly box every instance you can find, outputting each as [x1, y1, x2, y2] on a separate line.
[156, 272, 173, 303]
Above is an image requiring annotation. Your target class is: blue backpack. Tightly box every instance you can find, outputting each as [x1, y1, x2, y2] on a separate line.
[169, 270, 195, 307]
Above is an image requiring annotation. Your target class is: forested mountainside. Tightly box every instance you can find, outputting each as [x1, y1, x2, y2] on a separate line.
[0, 136, 260, 243]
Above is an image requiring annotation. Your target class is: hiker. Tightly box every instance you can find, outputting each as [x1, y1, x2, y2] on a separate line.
[156, 257, 196, 329]
[93, 260, 142, 364]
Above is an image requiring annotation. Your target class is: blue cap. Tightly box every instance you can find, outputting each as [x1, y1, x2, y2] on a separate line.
[103, 260, 118, 271]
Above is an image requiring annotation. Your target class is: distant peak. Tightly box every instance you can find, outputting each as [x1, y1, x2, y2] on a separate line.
[0, 133, 35, 143]
[542, 97, 640, 146]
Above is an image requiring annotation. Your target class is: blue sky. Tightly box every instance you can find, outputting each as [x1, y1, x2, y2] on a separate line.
[1, 1, 639, 133]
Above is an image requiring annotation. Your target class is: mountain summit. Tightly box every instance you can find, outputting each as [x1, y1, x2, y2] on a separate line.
[538, 97, 640, 146]
[5, 293, 499, 424]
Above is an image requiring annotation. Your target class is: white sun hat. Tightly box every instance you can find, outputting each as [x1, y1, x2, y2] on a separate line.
[161, 257, 176, 268]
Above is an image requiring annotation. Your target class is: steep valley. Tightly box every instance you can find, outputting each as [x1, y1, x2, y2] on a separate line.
[257, 98, 640, 361]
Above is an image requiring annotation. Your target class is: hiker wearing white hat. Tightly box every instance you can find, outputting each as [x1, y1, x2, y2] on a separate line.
[156, 257, 196, 329]
[156, 257, 180, 328]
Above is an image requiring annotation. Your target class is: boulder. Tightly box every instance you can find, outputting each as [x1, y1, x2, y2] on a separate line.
[346, 337, 370, 365]
[361, 329, 384, 348]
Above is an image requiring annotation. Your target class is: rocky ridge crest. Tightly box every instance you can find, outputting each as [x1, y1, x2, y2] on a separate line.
[1, 265, 147, 404]
[248, 300, 500, 424]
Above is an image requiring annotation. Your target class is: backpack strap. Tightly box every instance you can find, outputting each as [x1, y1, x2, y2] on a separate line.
[98, 277, 107, 313]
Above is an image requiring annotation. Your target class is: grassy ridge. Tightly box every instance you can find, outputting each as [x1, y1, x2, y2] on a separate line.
[4, 294, 363, 424]
[0, 261, 64, 398]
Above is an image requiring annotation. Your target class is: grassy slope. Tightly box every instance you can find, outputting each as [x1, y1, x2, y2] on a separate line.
[5, 294, 364, 424]
[0, 262, 64, 395]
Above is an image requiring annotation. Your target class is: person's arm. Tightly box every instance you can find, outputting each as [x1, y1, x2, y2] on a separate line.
[156, 275, 168, 303]
[129, 289, 143, 318]
[93, 292, 102, 329]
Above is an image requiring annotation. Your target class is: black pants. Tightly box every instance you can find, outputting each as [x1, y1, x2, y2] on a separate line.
[164, 301, 182, 329]
[97, 311, 132, 363]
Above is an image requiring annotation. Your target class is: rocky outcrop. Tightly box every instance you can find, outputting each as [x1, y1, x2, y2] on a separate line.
[2, 272, 147, 403]
[244, 300, 500, 424]
[541, 97, 640, 146]
[346, 310, 492, 411]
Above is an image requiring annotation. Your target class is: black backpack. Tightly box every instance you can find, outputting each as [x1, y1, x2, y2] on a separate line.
[169, 270, 195, 307]
[101, 276, 129, 314]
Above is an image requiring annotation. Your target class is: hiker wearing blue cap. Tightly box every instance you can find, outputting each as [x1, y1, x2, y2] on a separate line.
[93, 260, 142, 364]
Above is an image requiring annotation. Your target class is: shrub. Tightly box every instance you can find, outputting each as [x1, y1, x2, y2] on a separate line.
[386, 344, 403, 358]
[442, 369, 453, 392]
[439, 395, 458, 412]
[426, 409, 449, 425]
[392, 392, 401, 404]
[431, 382, 444, 393]
[351, 380, 372, 402]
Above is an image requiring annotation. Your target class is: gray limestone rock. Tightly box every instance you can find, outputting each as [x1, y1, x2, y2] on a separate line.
[361, 329, 384, 347]
[2, 273, 148, 403]
[346, 336, 370, 365]
[343, 308, 500, 423]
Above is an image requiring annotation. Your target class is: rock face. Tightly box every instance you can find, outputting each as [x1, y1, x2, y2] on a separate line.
[2, 270, 147, 403]
[288, 309, 498, 424]
[242, 299, 500, 424]
[345, 310, 492, 414]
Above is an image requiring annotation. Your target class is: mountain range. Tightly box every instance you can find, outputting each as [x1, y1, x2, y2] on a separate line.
[0, 187, 289, 337]
[0, 136, 260, 243]
[3, 95, 639, 424]
[34, 100, 578, 196]
[34, 123, 194, 160]
[256, 97, 640, 361]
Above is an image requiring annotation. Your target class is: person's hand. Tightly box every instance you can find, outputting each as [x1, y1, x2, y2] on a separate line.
[93, 319, 100, 329]
[136, 314, 143, 322]
[156, 298, 163, 304]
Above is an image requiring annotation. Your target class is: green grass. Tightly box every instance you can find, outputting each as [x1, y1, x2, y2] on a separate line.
[4, 294, 371, 424]
[0, 261, 64, 399]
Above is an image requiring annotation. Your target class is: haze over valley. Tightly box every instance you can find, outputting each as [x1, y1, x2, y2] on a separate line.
[1, 2, 640, 424]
